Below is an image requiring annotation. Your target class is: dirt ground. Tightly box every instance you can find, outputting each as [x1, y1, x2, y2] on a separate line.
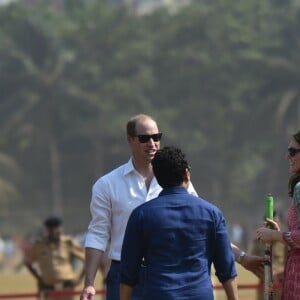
[0, 263, 259, 300]
[0, 266, 105, 300]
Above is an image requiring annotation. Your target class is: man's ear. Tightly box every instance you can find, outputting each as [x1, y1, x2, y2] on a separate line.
[183, 168, 190, 183]
[127, 135, 134, 144]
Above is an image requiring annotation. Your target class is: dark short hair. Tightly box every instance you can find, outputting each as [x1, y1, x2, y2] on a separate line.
[44, 216, 63, 228]
[151, 146, 189, 188]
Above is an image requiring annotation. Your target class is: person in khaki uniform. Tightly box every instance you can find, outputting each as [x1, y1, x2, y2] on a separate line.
[25, 216, 85, 300]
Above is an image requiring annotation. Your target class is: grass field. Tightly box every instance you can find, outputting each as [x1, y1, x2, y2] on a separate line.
[0, 264, 259, 300]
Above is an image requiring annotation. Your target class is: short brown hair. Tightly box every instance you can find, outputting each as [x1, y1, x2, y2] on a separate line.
[126, 114, 156, 137]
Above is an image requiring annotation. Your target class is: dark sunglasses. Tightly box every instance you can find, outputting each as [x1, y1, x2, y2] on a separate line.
[288, 147, 300, 157]
[135, 133, 162, 143]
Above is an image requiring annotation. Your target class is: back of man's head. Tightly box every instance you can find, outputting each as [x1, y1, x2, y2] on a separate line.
[151, 146, 189, 188]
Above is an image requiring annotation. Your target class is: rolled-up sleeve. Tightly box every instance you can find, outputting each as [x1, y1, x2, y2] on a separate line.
[213, 210, 237, 283]
[85, 178, 112, 251]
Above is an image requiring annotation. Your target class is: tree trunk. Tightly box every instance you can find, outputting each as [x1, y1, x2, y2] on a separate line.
[49, 136, 63, 216]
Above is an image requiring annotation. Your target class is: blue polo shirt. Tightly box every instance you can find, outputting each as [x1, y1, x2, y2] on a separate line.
[120, 186, 237, 300]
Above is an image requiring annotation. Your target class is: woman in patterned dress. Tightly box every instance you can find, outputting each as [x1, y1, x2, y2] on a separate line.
[256, 130, 300, 300]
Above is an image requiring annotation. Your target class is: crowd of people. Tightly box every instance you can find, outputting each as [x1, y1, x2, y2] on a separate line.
[1, 114, 299, 300]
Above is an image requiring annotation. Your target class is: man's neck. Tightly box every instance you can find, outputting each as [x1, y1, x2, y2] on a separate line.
[132, 157, 151, 174]
[132, 158, 154, 189]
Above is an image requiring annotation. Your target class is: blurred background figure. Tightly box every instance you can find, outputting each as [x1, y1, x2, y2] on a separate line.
[24, 216, 85, 300]
[231, 223, 244, 247]
[249, 211, 286, 300]
[0, 234, 4, 270]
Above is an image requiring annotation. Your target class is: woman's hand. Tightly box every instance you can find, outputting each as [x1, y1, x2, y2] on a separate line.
[264, 218, 280, 231]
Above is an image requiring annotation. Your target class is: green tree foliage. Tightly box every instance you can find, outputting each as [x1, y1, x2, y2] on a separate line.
[0, 0, 299, 234]
[0, 152, 20, 207]
[0, 2, 98, 219]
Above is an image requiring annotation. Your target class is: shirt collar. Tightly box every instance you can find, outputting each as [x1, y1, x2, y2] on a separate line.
[123, 158, 136, 176]
[159, 186, 188, 196]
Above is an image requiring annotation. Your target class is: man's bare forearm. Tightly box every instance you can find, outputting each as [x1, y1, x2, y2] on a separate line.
[84, 247, 103, 287]
[120, 283, 133, 300]
[222, 277, 238, 300]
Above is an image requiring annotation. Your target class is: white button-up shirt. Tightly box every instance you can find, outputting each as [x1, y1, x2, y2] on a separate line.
[85, 158, 197, 261]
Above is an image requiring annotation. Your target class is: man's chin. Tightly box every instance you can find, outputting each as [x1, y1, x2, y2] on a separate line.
[148, 154, 156, 161]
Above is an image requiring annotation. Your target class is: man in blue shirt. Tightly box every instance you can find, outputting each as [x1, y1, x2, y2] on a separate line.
[120, 146, 238, 300]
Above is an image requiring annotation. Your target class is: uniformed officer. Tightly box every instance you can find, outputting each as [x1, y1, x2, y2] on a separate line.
[24, 216, 85, 300]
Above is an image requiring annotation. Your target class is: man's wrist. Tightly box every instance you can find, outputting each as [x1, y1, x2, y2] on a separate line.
[236, 251, 246, 264]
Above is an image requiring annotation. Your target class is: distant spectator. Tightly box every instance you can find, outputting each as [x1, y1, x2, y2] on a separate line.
[0, 234, 4, 270]
[3, 235, 16, 258]
[24, 216, 85, 300]
[231, 223, 244, 246]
